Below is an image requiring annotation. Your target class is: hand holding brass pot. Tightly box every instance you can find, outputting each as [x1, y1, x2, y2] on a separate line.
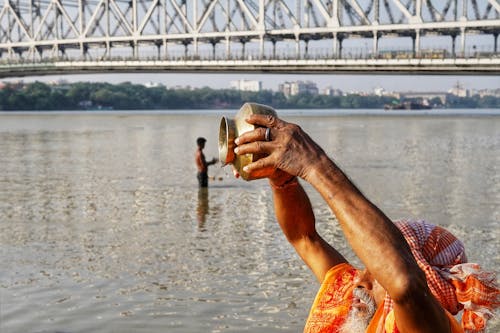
[219, 103, 277, 180]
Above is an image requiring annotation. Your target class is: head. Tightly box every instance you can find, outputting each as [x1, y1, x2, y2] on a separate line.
[197, 137, 206, 148]
[340, 269, 384, 333]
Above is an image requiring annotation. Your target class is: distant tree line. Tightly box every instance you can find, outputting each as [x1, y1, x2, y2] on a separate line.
[0, 81, 498, 111]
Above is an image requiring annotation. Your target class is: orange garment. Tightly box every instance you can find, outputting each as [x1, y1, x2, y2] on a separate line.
[304, 263, 464, 333]
[365, 300, 464, 333]
[304, 263, 357, 333]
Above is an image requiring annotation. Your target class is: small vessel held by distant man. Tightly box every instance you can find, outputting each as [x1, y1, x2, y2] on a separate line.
[384, 101, 432, 110]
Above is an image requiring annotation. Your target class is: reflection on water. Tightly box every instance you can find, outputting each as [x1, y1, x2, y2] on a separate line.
[0, 111, 498, 333]
[197, 188, 210, 230]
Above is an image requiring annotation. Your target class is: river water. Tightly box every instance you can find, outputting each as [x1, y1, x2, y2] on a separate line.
[0, 109, 499, 333]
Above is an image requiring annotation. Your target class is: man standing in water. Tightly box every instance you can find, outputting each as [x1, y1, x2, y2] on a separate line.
[232, 114, 499, 333]
[195, 137, 217, 188]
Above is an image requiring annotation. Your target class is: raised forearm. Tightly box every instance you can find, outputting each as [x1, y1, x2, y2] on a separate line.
[306, 156, 420, 295]
[272, 180, 315, 243]
[271, 179, 346, 282]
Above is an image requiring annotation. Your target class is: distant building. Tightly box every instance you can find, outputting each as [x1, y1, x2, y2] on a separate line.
[279, 81, 318, 97]
[171, 85, 193, 90]
[374, 87, 386, 96]
[144, 82, 165, 88]
[448, 81, 470, 97]
[2, 80, 24, 90]
[476, 88, 500, 98]
[48, 79, 69, 86]
[49, 79, 71, 92]
[321, 86, 343, 96]
[279, 82, 292, 97]
[230, 80, 262, 92]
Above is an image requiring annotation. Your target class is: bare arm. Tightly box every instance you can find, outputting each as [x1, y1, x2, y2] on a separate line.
[269, 172, 347, 282]
[235, 114, 450, 333]
[306, 156, 449, 333]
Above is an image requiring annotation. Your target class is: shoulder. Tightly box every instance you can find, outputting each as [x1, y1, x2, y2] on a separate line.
[316, 263, 358, 306]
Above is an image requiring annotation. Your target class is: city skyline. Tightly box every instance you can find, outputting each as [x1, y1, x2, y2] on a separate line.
[3, 73, 499, 94]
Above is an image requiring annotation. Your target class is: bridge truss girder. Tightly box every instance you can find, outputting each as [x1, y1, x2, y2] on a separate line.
[0, 0, 499, 74]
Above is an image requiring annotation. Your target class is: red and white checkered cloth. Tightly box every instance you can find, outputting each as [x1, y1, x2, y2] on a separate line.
[382, 220, 499, 332]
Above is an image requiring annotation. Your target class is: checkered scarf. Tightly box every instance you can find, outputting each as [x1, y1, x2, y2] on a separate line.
[381, 220, 499, 332]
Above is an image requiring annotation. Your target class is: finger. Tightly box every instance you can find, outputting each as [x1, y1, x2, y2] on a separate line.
[243, 155, 275, 175]
[234, 141, 273, 156]
[235, 127, 267, 145]
[231, 165, 240, 178]
[245, 114, 284, 128]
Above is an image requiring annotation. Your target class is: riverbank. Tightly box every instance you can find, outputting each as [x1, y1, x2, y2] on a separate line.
[1, 81, 498, 111]
[2, 109, 499, 118]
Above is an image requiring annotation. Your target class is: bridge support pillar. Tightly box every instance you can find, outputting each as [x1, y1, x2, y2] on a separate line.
[373, 32, 379, 58]
[156, 43, 161, 60]
[451, 34, 457, 58]
[412, 30, 420, 57]
[133, 41, 138, 59]
[194, 38, 199, 59]
[259, 35, 264, 60]
[80, 42, 85, 60]
[338, 36, 344, 59]
[226, 37, 231, 59]
[106, 41, 111, 60]
[494, 33, 498, 53]
[241, 41, 246, 60]
[210, 40, 217, 60]
[163, 39, 168, 60]
[332, 33, 338, 59]
[295, 35, 300, 59]
[460, 28, 466, 57]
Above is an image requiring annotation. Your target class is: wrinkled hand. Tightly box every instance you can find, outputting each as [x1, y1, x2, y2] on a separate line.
[234, 114, 326, 182]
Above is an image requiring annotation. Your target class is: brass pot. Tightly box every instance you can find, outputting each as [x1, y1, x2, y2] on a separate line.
[218, 103, 277, 180]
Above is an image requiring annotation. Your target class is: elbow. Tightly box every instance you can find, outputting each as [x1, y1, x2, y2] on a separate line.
[290, 232, 320, 255]
[390, 267, 428, 305]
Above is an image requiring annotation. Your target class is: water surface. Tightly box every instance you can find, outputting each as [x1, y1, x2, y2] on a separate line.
[1, 110, 499, 332]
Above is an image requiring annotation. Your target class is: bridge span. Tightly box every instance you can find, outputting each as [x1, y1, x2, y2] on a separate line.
[1, 0, 499, 77]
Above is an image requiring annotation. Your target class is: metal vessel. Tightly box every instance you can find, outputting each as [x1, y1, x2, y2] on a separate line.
[219, 103, 277, 180]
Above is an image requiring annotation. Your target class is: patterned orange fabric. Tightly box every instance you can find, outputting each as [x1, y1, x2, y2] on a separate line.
[304, 263, 357, 333]
[304, 263, 464, 333]
[446, 263, 500, 332]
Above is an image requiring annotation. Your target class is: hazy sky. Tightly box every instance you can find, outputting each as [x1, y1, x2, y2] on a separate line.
[8, 72, 499, 93]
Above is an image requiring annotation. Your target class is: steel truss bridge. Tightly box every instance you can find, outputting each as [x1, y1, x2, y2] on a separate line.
[0, 0, 499, 77]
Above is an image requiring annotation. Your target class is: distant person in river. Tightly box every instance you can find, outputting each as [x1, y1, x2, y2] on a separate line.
[231, 113, 499, 333]
[195, 137, 217, 188]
